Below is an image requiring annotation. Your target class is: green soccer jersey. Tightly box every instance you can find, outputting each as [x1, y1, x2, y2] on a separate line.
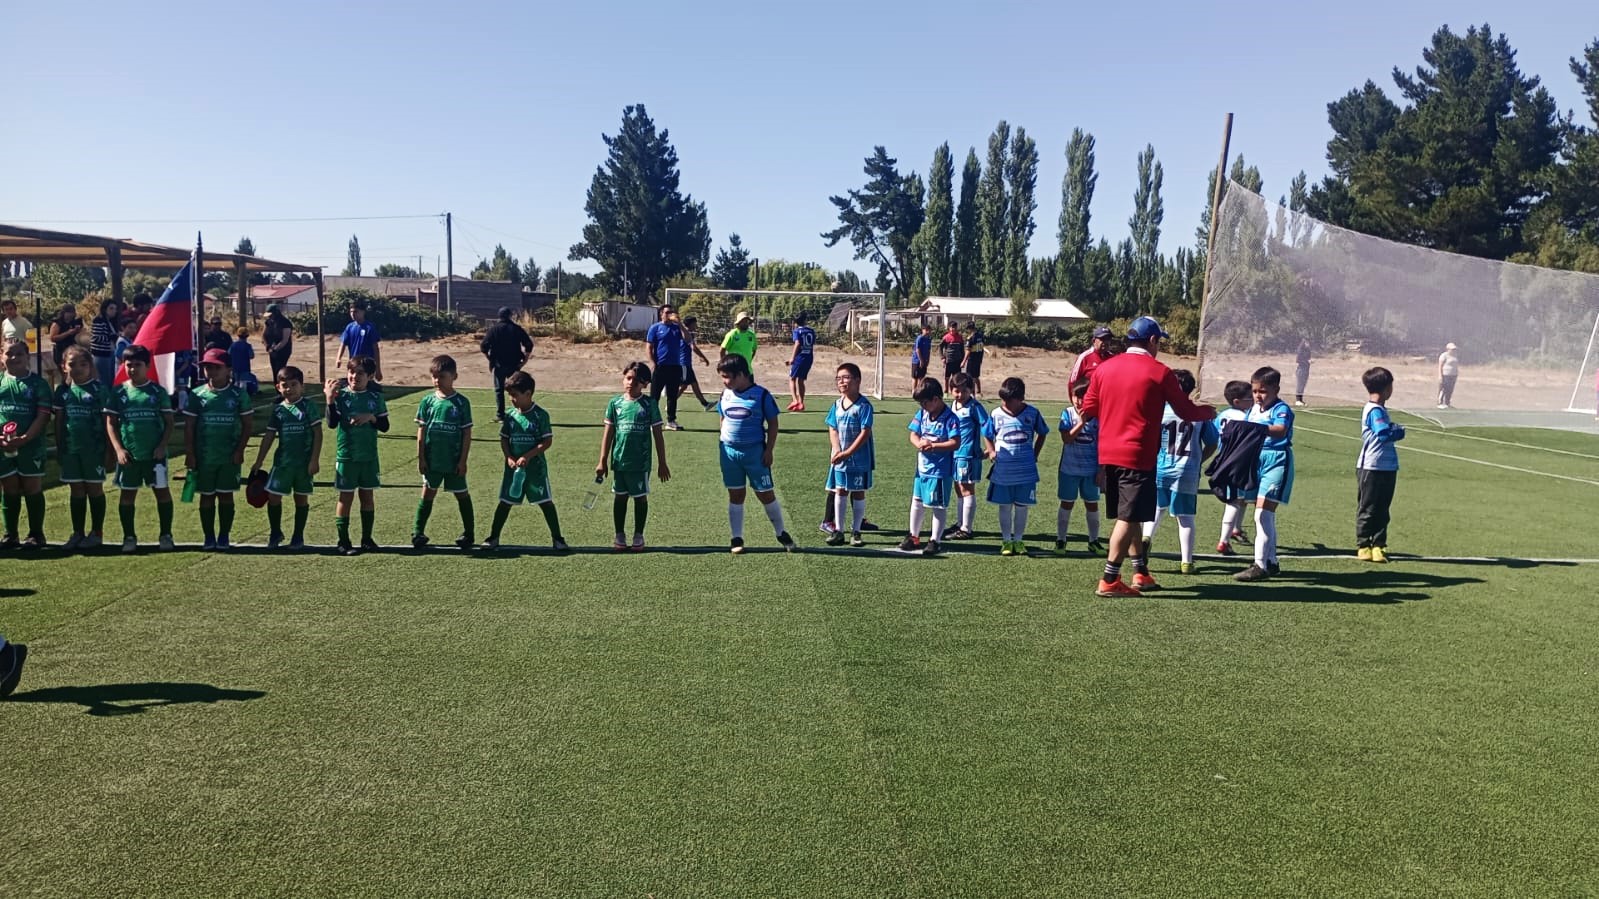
[267, 398, 321, 469]
[333, 385, 388, 463]
[501, 403, 552, 458]
[53, 379, 109, 457]
[415, 391, 473, 470]
[604, 393, 661, 472]
[0, 372, 52, 442]
[107, 380, 171, 461]
[186, 383, 250, 466]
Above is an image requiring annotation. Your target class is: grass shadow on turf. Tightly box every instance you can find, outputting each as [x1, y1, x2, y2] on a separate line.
[1161, 569, 1484, 604]
[1301, 543, 1580, 569]
[1, 587, 36, 598]
[7, 682, 266, 717]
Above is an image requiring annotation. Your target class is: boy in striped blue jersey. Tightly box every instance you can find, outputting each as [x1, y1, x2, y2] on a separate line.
[824, 363, 873, 547]
[1356, 367, 1405, 562]
[982, 377, 1050, 556]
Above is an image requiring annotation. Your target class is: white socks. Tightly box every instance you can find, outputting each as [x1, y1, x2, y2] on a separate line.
[959, 494, 976, 531]
[1254, 507, 1277, 565]
[1220, 502, 1242, 543]
[1085, 508, 1100, 542]
[1057, 505, 1072, 541]
[1176, 514, 1195, 563]
[996, 503, 1013, 540]
[852, 498, 866, 532]
[763, 500, 786, 536]
[1144, 509, 1164, 542]
[729, 502, 745, 539]
[930, 507, 948, 541]
[1011, 504, 1029, 541]
[834, 492, 849, 534]
[909, 498, 925, 538]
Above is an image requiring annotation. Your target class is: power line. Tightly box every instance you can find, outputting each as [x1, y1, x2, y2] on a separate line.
[13, 213, 443, 225]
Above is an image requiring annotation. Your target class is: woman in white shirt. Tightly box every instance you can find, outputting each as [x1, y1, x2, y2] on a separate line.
[1437, 342, 1459, 409]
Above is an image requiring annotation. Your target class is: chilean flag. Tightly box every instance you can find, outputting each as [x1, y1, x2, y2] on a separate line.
[116, 256, 196, 393]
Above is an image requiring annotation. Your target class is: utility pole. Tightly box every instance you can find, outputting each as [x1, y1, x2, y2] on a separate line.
[444, 212, 454, 315]
[417, 255, 423, 277]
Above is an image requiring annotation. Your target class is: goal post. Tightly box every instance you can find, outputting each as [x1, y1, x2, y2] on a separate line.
[662, 288, 888, 399]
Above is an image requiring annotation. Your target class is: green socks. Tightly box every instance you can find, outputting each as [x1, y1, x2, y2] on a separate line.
[457, 494, 474, 540]
[88, 494, 106, 533]
[413, 498, 434, 536]
[200, 504, 216, 541]
[70, 496, 88, 535]
[293, 505, 308, 542]
[120, 502, 136, 538]
[1, 494, 17, 537]
[156, 501, 173, 537]
[360, 509, 374, 542]
[267, 503, 283, 536]
[335, 515, 351, 544]
[613, 494, 628, 535]
[489, 503, 511, 542]
[540, 503, 563, 541]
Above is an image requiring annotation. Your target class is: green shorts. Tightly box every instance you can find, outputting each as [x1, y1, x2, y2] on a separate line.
[499, 462, 552, 505]
[58, 451, 107, 484]
[612, 469, 651, 498]
[423, 466, 469, 493]
[267, 465, 315, 496]
[335, 459, 381, 492]
[115, 459, 170, 490]
[192, 462, 241, 495]
[0, 445, 47, 480]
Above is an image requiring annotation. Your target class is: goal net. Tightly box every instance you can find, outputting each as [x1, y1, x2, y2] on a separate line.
[1201, 182, 1599, 431]
[662, 288, 887, 398]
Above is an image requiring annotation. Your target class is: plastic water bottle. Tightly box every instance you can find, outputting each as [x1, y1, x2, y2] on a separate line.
[582, 474, 603, 511]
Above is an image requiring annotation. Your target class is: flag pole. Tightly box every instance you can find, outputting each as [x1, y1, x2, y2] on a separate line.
[194, 233, 203, 390]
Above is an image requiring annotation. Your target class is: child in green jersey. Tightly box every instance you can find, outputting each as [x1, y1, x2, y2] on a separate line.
[412, 355, 475, 549]
[184, 348, 253, 550]
[482, 371, 566, 552]
[596, 362, 670, 551]
[53, 345, 111, 550]
[251, 365, 322, 549]
[105, 344, 176, 553]
[0, 339, 54, 549]
[325, 355, 388, 556]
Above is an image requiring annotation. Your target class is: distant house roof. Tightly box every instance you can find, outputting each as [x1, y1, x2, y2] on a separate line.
[225, 283, 318, 303]
[914, 296, 1091, 321]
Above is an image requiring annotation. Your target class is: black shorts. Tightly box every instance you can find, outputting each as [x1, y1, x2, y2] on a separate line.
[944, 361, 963, 377]
[1102, 465, 1156, 523]
[965, 354, 983, 377]
[911, 363, 928, 381]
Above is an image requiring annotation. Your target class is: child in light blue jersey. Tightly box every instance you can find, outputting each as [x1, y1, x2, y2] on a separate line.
[982, 376, 1050, 557]
[1214, 380, 1253, 555]
[947, 372, 988, 540]
[1356, 366, 1405, 563]
[715, 354, 794, 554]
[1142, 369, 1218, 574]
[824, 362, 874, 547]
[1236, 366, 1294, 582]
[1055, 380, 1104, 557]
[902, 377, 960, 556]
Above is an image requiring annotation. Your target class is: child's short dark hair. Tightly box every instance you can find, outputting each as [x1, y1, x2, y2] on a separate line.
[1171, 368, 1196, 396]
[682, 315, 697, 328]
[716, 354, 750, 379]
[1362, 366, 1395, 394]
[965, 320, 977, 330]
[1251, 366, 1281, 389]
[950, 372, 974, 391]
[505, 371, 535, 394]
[348, 355, 377, 376]
[836, 362, 861, 380]
[235, 327, 249, 339]
[1072, 380, 1089, 400]
[997, 377, 1026, 402]
[122, 343, 153, 364]
[429, 354, 457, 376]
[912, 377, 944, 403]
[277, 365, 304, 384]
[1223, 380, 1251, 404]
[624, 360, 653, 384]
[350, 299, 368, 311]
[792, 312, 807, 325]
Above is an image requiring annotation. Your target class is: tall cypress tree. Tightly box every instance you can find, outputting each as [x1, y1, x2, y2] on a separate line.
[977, 121, 1010, 296]
[954, 149, 982, 296]
[1005, 127, 1039, 297]
[918, 143, 956, 296]
[1055, 128, 1097, 304]
[1129, 144, 1164, 306]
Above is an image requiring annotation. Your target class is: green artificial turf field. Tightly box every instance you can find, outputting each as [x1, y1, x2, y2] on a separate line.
[3, 388, 1597, 896]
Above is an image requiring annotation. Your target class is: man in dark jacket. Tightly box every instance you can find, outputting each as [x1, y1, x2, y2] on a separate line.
[263, 304, 294, 384]
[480, 306, 533, 420]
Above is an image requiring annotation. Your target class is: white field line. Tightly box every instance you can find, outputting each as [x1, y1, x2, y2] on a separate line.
[1296, 424, 1599, 487]
[1299, 408, 1599, 461]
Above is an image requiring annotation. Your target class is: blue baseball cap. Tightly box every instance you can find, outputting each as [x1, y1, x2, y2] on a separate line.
[1126, 316, 1170, 341]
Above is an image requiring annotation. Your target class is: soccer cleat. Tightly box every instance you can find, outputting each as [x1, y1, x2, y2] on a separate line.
[1370, 546, 1388, 564]
[201, 537, 218, 551]
[1011, 541, 1029, 557]
[703, 401, 717, 412]
[849, 532, 864, 547]
[1266, 561, 1281, 576]
[61, 533, 84, 552]
[1356, 546, 1373, 561]
[82, 534, 103, 550]
[479, 537, 500, 552]
[158, 534, 175, 551]
[1133, 572, 1161, 591]
[1096, 578, 1142, 598]
[122, 537, 138, 554]
[0, 535, 18, 551]
[552, 538, 570, 552]
[1086, 539, 1108, 557]
[455, 534, 475, 550]
[613, 534, 628, 552]
[663, 421, 682, 431]
[819, 521, 838, 536]
[215, 535, 230, 550]
[412, 534, 430, 549]
[860, 520, 880, 531]
[1180, 562, 1196, 575]
[1216, 541, 1235, 556]
[794, 403, 805, 413]
[825, 531, 846, 546]
[266, 532, 284, 550]
[21, 535, 45, 551]
[1053, 540, 1068, 557]
[729, 537, 746, 555]
[921, 539, 941, 556]
[944, 528, 971, 540]
[786, 401, 799, 411]
[1230, 529, 1248, 542]
[999, 542, 1015, 557]
[1234, 563, 1270, 582]
[337, 540, 357, 556]
[897, 535, 920, 552]
[287, 536, 306, 550]
[631, 534, 646, 552]
[361, 538, 381, 553]
[777, 531, 797, 552]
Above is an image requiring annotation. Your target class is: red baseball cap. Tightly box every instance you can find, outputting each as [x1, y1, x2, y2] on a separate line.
[201, 348, 230, 366]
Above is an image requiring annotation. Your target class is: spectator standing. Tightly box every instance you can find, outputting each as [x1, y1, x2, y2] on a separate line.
[1294, 338, 1312, 406]
[262, 303, 294, 381]
[480, 306, 534, 421]
[334, 299, 383, 382]
[1436, 342, 1460, 409]
[1068, 326, 1115, 393]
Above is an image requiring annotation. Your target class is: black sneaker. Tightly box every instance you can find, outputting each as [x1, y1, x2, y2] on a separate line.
[730, 537, 746, 555]
[1234, 563, 1270, 582]
[552, 538, 570, 552]
[411, 534, 430, 549]
[266, 532, 284, 550]
[360, 538, 381, 553]
[860, 520, 881, 531]
[897, 536, 919, 552]
[0, 534, 18, 551]
[454, 534, 474, 550]
[0, 641, 27, 698]
[921, 539, 941, 556]
[776, 531, 797, 552]
[1266, 560, 1281, 576]
[945, 528, 973, 541]
[337, 540, 358, 556]
[21, 535, 46, 551]
[849, 532, 865, 547]
[825, 531, 846, 546]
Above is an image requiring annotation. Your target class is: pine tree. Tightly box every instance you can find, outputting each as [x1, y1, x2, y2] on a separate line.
[1004, 127, 1038, 297]
[710, 233, 753, 289]
[977, 121, 1010, 296]
[821, 147, 925, 302]
[918, 143, 956, 296]
[954, 149, 982, 296]
[1055, 128, 1097, 304]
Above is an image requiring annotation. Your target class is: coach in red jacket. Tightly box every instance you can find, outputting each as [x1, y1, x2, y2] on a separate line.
[1079, 316, 1215, 597]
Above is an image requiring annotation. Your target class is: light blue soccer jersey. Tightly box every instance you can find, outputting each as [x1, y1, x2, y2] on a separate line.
[951, 399, 990, 460]
[908, 405, 959, 478]
[982, 403, 1050, 486]
[1217, 406, 1249, 437]
[1359, 401, 1403, 471]
[716, 383, 781, 446]
[1156, 403, 1220, 493]
[1057, 407, 1099, 478]
[1249, 399, 1294, 450]
[826, 396, 875, 474]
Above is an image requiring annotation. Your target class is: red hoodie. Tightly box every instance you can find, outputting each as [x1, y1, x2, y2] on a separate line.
[1080, 348, 1215, 469]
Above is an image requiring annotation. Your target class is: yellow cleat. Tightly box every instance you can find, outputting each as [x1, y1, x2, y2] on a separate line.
[1371, 546, 1388, 563]
[1356, 546, 1373, 561]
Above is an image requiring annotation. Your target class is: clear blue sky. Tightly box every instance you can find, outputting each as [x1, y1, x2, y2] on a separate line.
[9, 1, 1595, 283]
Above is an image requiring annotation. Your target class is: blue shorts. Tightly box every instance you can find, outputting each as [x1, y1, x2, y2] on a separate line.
[987, 481, 1038, 506]
[913, 474, 953, 508]
[789, 356, 814, 380]
[1155, 484, 1199, 516]
[1257, 448, 1294, 505]
[1056, 472, 1100, 503]
[826, 468, 872, 492]
[720, 442, 774, 492]
[954, 456, 983, 485]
